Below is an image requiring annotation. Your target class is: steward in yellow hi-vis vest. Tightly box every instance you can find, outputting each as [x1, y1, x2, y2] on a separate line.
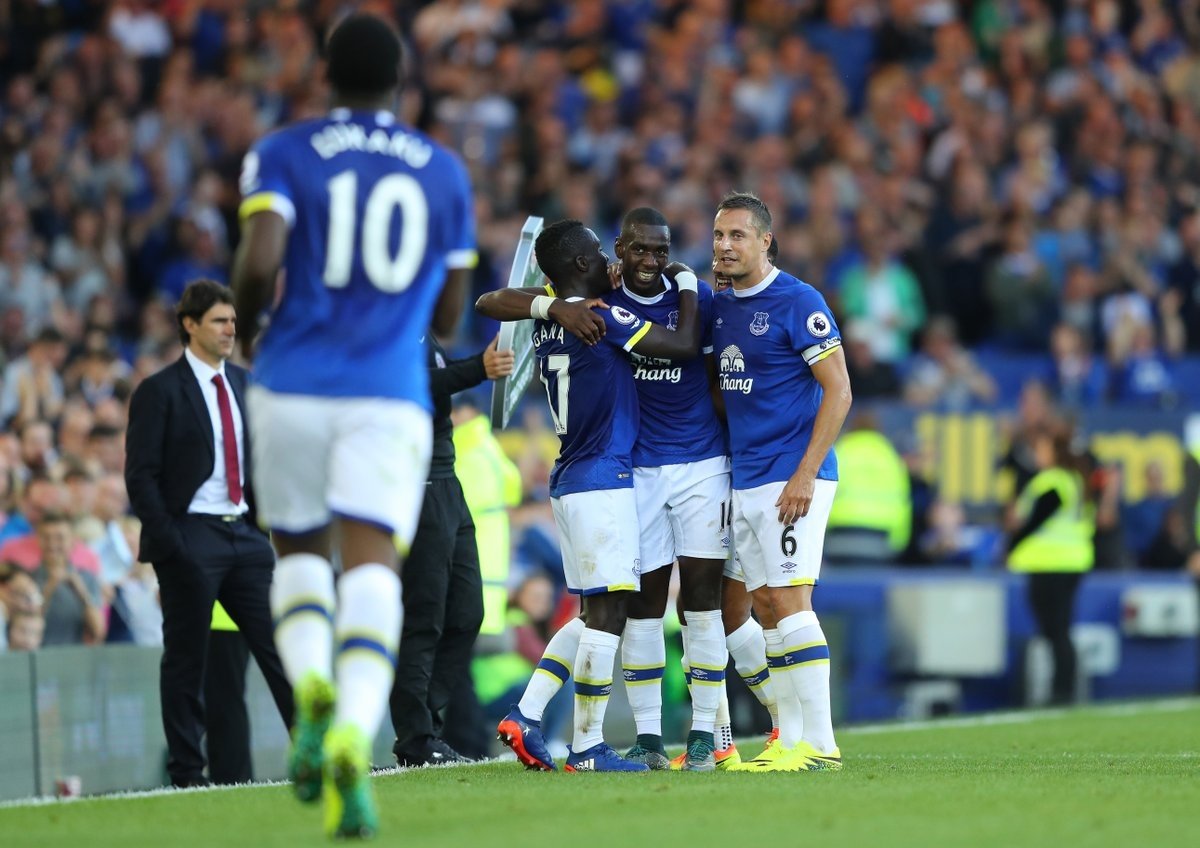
[454, 412, 522, 636]
[1006, 427, 1094, 705]
[827, 425, 912, 556]
[1007, 467, 1094, 573]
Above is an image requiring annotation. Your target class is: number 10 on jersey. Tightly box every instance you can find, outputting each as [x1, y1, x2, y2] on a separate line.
[324, 170, 428, 292]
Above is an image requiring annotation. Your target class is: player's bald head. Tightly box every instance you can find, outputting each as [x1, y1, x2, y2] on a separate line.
[535, 219, 596, 282]
[717, 192, 772, 236]
[325, 13, 403, 98]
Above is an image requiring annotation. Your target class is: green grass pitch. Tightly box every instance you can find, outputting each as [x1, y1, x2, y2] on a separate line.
[4, 700, 1196, 848]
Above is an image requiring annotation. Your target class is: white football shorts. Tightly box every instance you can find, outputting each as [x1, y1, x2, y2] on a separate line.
[723, 541, 745, 583]
[550, 487, 641, 595]
[730, 478, 837, 591]
[634, 455, 731, 572]
[247, 386, 432, 547]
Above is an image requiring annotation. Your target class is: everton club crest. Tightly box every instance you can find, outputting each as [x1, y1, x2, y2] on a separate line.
[749, 311, 770, 336]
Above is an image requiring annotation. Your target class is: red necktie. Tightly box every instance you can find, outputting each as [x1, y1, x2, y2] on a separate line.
[212, 374, 243, 506]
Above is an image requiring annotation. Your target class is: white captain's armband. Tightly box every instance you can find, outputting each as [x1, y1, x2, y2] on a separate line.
[802, 337, 842, 366]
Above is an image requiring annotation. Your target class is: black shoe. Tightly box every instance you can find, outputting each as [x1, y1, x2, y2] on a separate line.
[394, 736, 475, 768]
[172, 776, 212, 789]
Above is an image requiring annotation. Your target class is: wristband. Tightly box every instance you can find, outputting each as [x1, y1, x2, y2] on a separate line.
[674, 271, 698, 293]
[531, 295, 556, 320]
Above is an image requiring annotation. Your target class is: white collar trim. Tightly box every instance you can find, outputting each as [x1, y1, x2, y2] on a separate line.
[621, 278, 671, 305]
[733, 266, 780, 298]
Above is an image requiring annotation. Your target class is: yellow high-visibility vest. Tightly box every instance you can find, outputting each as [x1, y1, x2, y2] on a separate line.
[453, 414, 522, 636]
[827, 430, 912, 552]
[1007, 467, 1094, 573]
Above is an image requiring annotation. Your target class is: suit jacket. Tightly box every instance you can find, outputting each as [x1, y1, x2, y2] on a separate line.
[125, 355, 259, 564]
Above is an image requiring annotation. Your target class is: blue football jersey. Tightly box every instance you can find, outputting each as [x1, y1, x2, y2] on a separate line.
[607, 279, 727, 467]
[238, 108, 476, 407]
[712, 268, 841, 489]
[534, 299, 650, 498]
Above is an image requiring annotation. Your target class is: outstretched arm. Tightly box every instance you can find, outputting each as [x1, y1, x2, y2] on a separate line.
[475, 287, 607, 345]
[430, 336, 514, 397]
[626, 269, 701, 360]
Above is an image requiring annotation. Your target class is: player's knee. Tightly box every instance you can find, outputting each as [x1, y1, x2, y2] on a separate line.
[629, 567, 670, 618]
[628, 592, 668, 619]
[679, 579, 721, 613]
[584, 592, 629, 635]
[678, 558, 724, 611]
[721, 592, 752, 636]
[762, 584, 813, 621]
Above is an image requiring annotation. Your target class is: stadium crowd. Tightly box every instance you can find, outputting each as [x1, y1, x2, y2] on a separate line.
[1, 0, 1198, 688]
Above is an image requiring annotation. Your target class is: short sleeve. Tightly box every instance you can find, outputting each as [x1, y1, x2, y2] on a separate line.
[601, 304, 652, 352]
[442, 153, 478, 270]
[238, 132, 297, 227]
[790, 289, 842, 366]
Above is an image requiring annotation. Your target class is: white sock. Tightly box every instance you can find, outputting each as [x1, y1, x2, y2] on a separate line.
[685, 610, 726, 734]
[679, 624, 692, 693]
[518, 617, 584, 722]
[621, 617, 665, 737]
[572, 627, 619, 752]
[765, 626, 804, 748]
[716, 683, 734, 749]
[332, 564, 401, 740]
[727, 617, 778, 729]
[270, 553, 336, 685]
[776, 611, 836, 753]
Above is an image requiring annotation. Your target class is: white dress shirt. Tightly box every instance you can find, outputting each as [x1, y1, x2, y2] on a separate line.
[184, 348, 248, 515]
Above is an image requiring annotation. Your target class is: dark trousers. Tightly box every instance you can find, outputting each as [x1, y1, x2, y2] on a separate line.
[154, 514, 293, 785]
[1027, 572, 1083, 704]
[442, 659, 490, 760]
[389, 477, 484, 753]
[205, 629, 251, 784]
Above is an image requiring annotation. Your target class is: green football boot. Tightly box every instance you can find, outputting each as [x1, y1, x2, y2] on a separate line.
[681, 732, 717, 772]
[288, 673, 336, 803]
[323, 723, 378, 840]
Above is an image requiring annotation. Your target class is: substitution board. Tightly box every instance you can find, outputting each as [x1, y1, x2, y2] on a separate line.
[490, 215, 545, 429]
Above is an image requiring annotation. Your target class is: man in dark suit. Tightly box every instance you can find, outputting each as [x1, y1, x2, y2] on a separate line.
[125, 279, 292, 788]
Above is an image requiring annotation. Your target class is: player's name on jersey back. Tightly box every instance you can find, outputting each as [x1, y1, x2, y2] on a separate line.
[533, 322, 566, 347]
[310, 123, 434, 166]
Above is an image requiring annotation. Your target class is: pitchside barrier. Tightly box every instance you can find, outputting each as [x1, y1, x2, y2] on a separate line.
[0, 644, 639, 802]
[0, 570, 1194, 801]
